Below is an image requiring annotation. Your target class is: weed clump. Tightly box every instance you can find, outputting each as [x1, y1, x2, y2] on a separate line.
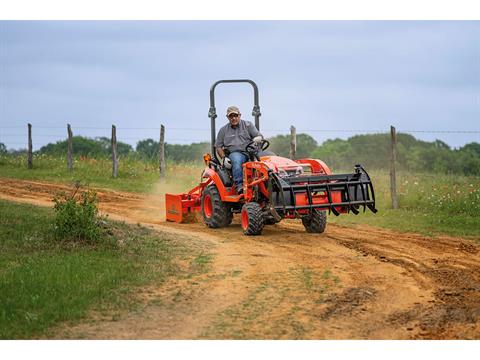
[53, 185, 106, 245]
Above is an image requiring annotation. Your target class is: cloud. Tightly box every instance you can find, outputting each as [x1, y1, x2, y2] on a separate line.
[0, 21, 478, 150]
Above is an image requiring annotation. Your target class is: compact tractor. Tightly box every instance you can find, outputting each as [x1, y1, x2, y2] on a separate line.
[165, 79, 377, 235]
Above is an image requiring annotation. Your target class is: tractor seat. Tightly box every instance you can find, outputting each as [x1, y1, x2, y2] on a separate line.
[217, 166, 233, 187]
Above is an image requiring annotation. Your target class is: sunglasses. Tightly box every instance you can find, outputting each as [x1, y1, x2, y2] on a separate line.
[228, 114, 239, 119]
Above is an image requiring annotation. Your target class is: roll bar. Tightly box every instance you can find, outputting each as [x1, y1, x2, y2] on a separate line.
[208, 79, 261, 159]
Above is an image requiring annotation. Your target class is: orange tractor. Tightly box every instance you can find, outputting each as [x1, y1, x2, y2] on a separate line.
[165, 79, 377, 235]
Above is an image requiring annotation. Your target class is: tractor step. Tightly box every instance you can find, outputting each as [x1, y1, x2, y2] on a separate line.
[224, 194, 243, 202]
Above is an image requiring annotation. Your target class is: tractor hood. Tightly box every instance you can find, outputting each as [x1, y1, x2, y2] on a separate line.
[259, 155, 305, 177]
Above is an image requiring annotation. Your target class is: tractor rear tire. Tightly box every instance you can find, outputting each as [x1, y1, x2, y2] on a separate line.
[302, 209, 327, 233]
[241, 202, 264, 236]
[201, 185, 233, 228]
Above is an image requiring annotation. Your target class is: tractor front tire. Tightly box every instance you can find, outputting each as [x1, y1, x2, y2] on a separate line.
[201, 185, 233, 228]
[241, 202, 264, 236]
[302, 209, 327, 233]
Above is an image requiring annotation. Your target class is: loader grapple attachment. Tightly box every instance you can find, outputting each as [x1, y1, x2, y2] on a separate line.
[270, 165, 377, 216]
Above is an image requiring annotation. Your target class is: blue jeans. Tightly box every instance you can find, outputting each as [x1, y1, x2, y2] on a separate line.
[229, 151, 248, 188]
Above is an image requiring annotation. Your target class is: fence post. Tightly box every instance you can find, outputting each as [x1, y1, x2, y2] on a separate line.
[390, 125, 398, 209]
[159, 124, 165, 178]
[111, 125, 118, 178]
[289, 125, 296, 160]
[27, 123, 33, 169]
[67, 124, 73, 171]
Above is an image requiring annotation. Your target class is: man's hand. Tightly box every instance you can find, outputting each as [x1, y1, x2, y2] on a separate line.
[253, 136, 263, 144]
[222, 157, 232, 169]
[217, 147, 225, 159]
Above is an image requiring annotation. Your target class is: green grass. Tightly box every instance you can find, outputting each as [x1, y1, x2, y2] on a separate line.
[190, 253, 214, 273]
[0, 200, 207, 339]
[0, 153, 203, 193]
[330, 169, 480, 239]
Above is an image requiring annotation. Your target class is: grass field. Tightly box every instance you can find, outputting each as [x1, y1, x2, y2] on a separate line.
[0, 199, 210, 339]
[331, 169, 480, 239]
[1, 153, 479, 238]
[0, 154, 200, 193]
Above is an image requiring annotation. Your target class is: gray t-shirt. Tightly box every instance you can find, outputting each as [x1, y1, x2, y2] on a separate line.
[215, 119, 262, 153]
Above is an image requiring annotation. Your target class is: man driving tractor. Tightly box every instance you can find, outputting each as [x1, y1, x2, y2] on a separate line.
[215, 105, 263, 194]
[165, 79, 377, 235]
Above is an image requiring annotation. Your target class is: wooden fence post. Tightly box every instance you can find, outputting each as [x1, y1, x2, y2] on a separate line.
[111, 125, 118, 178]
[67, 124, 73, 171]
[159, 124, 165, 178]
[27, 123, 33, 169]
[289, 125, 296, 160]
[390, 125, 398, 209]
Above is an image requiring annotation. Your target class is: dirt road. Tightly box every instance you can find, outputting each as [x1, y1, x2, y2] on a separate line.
[1, 178, 479, 339]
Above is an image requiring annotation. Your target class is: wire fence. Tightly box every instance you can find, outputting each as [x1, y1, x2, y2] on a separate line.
[1, 124, 479, 148]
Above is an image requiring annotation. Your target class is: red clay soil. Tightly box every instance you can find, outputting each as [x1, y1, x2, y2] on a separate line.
[1, 177, 479, 339]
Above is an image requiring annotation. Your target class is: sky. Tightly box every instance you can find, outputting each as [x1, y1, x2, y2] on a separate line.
[0, 20, 479, 151]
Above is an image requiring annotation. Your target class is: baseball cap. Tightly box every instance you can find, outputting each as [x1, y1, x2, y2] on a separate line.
[226, 106, 240, 116]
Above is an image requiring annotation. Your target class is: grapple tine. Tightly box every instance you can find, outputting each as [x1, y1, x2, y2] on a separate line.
[268, 164, 377, 216]
[330, 206, 340, 216]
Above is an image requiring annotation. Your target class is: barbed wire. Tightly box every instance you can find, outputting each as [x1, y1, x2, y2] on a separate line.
[1, 124, 478, 150]
[1, 126, 479, 133]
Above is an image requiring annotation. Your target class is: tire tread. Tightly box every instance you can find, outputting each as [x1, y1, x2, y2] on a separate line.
[242, 202, 264, 235]
[201, 185, 232, 228]
[301, 209, 327, 233]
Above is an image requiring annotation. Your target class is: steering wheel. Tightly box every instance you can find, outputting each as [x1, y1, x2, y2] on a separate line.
[245, 139, 270, 154]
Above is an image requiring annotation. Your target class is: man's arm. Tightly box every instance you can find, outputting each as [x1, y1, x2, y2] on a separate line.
[217, 147, 225, 159]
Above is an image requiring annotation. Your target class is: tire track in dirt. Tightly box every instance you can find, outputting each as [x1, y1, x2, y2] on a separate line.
[1, 177, 479, 339]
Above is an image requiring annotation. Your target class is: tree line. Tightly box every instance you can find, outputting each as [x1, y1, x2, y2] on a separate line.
[1, 133, 479, 175]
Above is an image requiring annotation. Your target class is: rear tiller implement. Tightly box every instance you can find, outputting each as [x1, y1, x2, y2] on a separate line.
[166, 79, 377, 235]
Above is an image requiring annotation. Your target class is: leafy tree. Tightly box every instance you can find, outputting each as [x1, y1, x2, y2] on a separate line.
[310, 133, 480, 175]
[165, 142, 210, 163]
[310, 138, 354, 170]
[267, 133, 318, 159]
[136, 139, 209, 163]
[26, 132, 480, 176]
[39, 136, 132, 157]
[96, 137, 132, 157]
[434, 140, 451, 150]
[136, 139, 159, 159]
[0, 143, 6, 154]
[460, 142, 480, 157]
[40, 137, 103, 156]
